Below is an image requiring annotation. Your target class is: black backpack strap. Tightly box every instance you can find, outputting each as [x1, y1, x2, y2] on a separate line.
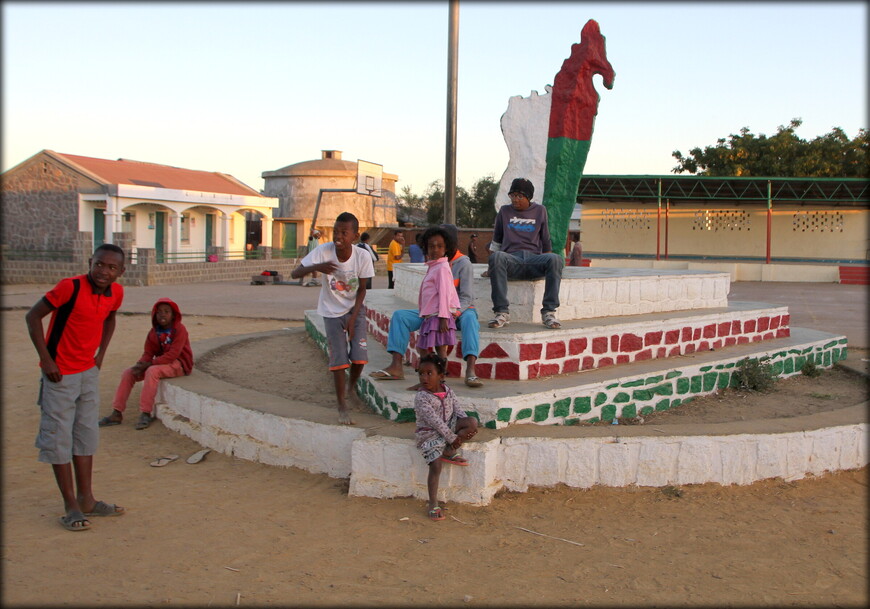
[46, 278, 81, 361]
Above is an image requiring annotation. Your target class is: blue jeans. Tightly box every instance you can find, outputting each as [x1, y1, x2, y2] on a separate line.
[386, 307, 480, 360]
[488, 250, 564, 314]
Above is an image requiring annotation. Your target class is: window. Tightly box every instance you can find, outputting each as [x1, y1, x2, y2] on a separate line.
[180, 213, 190, 243]
[121, 211, 136, 242]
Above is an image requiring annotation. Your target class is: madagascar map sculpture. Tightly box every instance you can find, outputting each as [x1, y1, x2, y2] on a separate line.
[497, 19, 614, 251]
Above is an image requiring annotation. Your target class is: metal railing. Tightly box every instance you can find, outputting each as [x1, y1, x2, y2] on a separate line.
[0, 249, 75, 262]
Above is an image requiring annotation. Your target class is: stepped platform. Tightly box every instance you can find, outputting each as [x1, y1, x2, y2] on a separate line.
[366, 290, 791, 381]
[393, 264, 730, 323]
[153, 267, 865, 505]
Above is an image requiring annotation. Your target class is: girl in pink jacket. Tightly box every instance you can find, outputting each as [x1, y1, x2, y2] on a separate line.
[416, 226, 461, 359]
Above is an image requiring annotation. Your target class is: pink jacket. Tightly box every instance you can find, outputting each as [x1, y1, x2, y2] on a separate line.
[418, 257, 460, 318]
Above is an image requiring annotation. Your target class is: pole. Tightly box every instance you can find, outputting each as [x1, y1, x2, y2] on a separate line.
[655, 179, 661, 260]
[444, 0, 459, 224]
[766, 180, 772, 264]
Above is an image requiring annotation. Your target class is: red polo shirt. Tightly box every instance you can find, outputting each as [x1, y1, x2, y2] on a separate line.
[42, 274, 124, 375]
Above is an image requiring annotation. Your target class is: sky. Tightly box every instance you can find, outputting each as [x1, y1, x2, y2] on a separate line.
[2, 1, 866, 197]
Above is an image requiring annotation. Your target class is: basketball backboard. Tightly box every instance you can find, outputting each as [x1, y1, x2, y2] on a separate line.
[357, 160, 383, 197]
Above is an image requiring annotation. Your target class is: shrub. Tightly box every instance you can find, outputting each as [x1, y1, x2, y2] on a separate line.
[735, 358, 776, 392]
[801, 359, 822, 377]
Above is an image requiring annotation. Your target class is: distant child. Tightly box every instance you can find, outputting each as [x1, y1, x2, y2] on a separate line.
[414, 353, 478, 521]
[417, 225, 461, 360]
[387, 230, 405, 289]
[291, 212, 374, 424]
[409, 233, 425, 263]
[100, 297, 193, 430]
[25, 244, 127, 532]
[356, 231, 379, 290]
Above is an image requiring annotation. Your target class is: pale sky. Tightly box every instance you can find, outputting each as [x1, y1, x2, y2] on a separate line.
[2, 1, 866, 196]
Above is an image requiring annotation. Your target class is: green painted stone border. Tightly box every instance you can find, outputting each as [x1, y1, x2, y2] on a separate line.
[306, 315, 847, 429]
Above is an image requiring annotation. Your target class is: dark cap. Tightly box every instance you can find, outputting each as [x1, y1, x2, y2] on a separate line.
[509, 178, 534, 201]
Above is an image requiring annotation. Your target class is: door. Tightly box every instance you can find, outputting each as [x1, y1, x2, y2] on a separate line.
[93, 208, 105, 247]
[205, 214, 215, 260]
[154, 211, 166, 263]
[282, 222, 297, 257]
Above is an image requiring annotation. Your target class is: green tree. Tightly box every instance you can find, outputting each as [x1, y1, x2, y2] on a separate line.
[397, 184, 425, 225]
[672, 118, 869, 177]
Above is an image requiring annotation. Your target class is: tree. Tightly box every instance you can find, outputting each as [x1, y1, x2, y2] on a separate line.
[397, 184, 426, 226]
[672, 118, 869, 178]
[458, 175, 499, 229]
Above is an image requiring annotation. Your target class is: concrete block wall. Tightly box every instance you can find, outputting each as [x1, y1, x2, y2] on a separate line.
[366, 302, 792, 380]
[393, 265, 731, 323]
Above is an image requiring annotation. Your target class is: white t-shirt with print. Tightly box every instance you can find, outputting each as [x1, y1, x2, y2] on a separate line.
[301, 242, 374, 318]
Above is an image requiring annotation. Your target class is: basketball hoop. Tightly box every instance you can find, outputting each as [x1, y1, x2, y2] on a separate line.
[357, 160, 383, 197]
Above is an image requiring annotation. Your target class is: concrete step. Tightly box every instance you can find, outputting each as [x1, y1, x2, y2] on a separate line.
[307, 310, 848, 429]
[365, 289, 792, 380]
[392, 264, 731, 323]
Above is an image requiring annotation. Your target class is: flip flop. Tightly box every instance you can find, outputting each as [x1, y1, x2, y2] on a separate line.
[369, 369, 404, 380]
[149, 455, 179, 467]
[464, 376, 483, 388]
[438, 454, 469, 466]
[84, 500, 125, 517]
[187, 448, 211, 464]
[428, 507, 445, 521]
[98, 415, 122, 427]
[59, 510, 91, 532]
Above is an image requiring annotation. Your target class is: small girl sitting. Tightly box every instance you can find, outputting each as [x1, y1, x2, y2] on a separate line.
[417, 225, 461, 359]
[414, 353, 478, 521]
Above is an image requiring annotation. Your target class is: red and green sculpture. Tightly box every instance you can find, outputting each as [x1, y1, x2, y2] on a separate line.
[542, 19, 615, 251]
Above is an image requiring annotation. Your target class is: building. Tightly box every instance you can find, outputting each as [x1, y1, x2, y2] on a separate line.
[262, 150, 398, 255]
[1, 149, 278, 263]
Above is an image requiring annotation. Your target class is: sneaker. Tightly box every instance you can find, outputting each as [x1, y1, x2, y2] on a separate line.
[542, 311, 562, 329]
[488, 312, 510, 328]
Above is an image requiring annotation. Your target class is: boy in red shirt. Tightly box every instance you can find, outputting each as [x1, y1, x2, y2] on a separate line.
[25, 244, 127, 532]
[99, 297, 193, 430]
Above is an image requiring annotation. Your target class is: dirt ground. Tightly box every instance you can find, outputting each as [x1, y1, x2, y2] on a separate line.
[200, 332, 870, 426]
[2, 310, 867, 607]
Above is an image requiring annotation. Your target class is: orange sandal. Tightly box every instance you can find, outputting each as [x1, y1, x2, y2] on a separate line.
[428, 507, 445, 521]
[438, 455, 469, 466]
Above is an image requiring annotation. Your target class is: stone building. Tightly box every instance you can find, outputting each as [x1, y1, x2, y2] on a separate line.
[1, 150, 278, 262]
[262, 150, 398, 254]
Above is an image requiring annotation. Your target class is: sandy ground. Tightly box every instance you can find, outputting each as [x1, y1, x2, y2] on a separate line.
[2, 310, 867, 607]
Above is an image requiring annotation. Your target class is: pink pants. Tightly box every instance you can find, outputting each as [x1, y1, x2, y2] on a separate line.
[112, 360, 184, 414]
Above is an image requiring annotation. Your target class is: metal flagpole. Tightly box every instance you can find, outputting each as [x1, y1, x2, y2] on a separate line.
[444, 0, 459, 224]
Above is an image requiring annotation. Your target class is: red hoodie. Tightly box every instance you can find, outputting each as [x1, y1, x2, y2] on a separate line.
[137, 298, 193, 374]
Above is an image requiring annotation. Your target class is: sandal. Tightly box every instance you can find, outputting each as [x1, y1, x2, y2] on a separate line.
[542, 311, 562, 329]
[439, 454, 469, 466]
[84, 500, 125, 517]
[488, 312, 510, 328]
[59, 510, 91, 532]
[135, 412, 151, 430]
[464, 376, 483, 388]
[98, 414, 122, 427]
[428, 506, 445, 521]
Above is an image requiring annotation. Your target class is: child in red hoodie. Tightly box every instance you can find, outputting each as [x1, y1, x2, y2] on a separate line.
[100, 297, 193, 430]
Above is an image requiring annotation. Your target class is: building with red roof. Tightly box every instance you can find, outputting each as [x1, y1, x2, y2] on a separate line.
[2, 150, 278, 262]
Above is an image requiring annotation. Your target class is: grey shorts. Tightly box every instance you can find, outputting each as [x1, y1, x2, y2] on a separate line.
[35, 366, 100, 464]
[324, 307, 368, 370]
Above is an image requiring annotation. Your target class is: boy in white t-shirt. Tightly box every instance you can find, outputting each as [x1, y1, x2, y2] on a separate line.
[291, 212, 374, 424]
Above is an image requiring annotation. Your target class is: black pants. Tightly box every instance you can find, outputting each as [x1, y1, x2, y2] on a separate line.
[388, 271, 395, 289]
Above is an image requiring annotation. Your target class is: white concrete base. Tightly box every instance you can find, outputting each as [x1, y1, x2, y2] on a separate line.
[393, 263, 730, 323]
[591, 259, 841, 283]
[156, 329, 867, 506]
[350, 416, 868, 503]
